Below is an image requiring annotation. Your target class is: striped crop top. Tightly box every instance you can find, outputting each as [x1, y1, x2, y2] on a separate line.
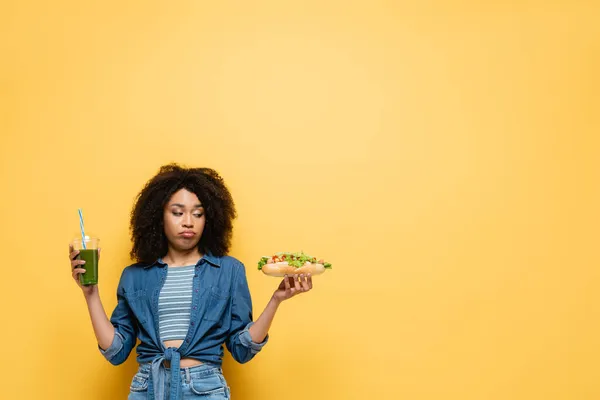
[158, 265, 195, 341]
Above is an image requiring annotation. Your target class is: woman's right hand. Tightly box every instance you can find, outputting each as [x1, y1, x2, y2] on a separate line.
[70, 244, 98, 297]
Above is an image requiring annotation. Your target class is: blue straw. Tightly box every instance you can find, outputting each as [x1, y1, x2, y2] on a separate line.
[78, 208, 87, 249]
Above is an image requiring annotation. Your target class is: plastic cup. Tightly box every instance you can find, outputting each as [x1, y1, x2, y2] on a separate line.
[72, 237, 99, 286]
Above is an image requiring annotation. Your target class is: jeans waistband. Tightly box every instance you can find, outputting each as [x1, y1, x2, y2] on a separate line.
[139, 361, 222, 375]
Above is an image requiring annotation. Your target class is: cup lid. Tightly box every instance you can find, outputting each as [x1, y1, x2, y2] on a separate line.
[73, 235, 99, 242]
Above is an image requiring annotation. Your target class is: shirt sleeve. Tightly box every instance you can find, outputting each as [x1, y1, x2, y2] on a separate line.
[225, 262, 268, 363]
[98, 268, 139, 365]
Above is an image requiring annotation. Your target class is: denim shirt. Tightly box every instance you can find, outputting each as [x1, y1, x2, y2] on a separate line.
[99, 253, 268, 399]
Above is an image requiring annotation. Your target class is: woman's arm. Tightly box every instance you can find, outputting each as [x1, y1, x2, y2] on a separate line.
[247, 296, 280, 343]
[71, 246, 137, 364]
[83, 288, 116, 350]
[248, 274, 313, 343]
[226, 266, 313, 363]
[70, 246, 115, 349]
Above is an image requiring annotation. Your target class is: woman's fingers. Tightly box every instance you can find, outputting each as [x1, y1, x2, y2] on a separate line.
[70, 243, 84, 269]
[299, 274, 311, 291]
[279, 274, 314, 300]
[284, 275, 291, 291]
[72, 268, 85, 285]
[285, 275, 298, 296]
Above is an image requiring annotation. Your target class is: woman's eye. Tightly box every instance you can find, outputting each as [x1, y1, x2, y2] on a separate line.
[194, 213, 204, 218]
[172, 212, 183, 216]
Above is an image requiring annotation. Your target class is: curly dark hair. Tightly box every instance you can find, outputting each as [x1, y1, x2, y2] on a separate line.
[129, 163, 237, 262]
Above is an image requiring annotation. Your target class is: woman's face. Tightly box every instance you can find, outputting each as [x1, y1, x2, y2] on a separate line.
[163, 188, 206, 253]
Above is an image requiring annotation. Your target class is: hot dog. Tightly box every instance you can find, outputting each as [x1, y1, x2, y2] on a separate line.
[257, 251, 332, 277]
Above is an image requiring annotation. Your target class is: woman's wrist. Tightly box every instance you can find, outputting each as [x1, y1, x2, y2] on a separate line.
[83, 285, 100, 301]
[270, 293, 283, 306]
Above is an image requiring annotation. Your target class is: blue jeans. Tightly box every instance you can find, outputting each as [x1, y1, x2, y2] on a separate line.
[128, 362, 230, 399]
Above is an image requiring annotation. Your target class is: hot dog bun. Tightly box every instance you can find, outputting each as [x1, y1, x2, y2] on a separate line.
[260, 261, 326, 277]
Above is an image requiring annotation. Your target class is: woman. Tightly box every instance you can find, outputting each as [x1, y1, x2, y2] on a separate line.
[69, 164, 313, 399]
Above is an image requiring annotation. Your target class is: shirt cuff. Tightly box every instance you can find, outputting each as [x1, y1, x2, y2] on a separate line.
[98, 331, 124, 361]
[239, 322, 269, 354]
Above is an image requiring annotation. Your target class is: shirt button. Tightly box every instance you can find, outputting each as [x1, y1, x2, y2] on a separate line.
[194, 274, 198, 278]
[191, 322, 195, 326]
[193, 306, 197, 310]
[195, 289, 198, 293]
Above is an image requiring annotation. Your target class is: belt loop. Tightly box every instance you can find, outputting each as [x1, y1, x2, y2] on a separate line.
[185, 367, 191, 384]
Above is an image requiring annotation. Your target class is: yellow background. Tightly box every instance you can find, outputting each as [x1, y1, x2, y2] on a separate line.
[1, 1, 598, 399]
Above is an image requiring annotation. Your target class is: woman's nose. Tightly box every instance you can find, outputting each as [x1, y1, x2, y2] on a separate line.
[182, 214, 194, 227]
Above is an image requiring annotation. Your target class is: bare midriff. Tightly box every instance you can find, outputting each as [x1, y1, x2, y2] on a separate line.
[163, 339, 204, 368]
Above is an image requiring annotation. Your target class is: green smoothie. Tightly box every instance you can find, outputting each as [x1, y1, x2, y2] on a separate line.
[77, 249, 98, 286]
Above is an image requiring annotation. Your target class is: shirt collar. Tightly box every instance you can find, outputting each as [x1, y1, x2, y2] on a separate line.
[200, 252, 221, 267]
[143, 252, 221, 269]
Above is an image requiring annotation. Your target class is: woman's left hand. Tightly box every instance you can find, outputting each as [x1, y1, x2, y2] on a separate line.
[273, 274, 313, 302]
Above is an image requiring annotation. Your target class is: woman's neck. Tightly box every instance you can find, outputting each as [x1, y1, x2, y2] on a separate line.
[163, 248, 203, 267]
